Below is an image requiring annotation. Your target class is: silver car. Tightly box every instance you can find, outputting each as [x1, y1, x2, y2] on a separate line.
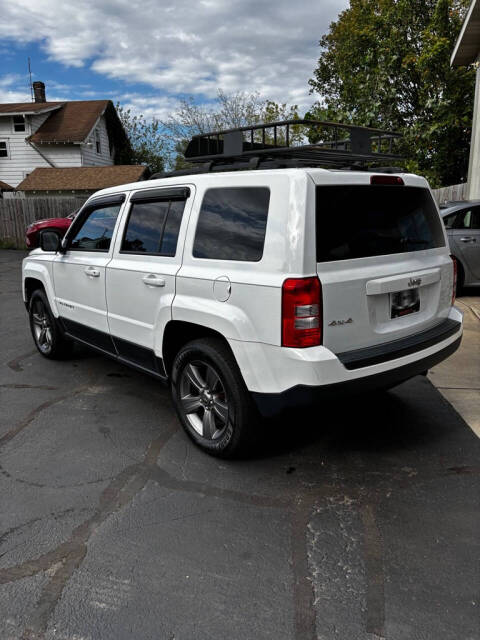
[440, 200, 480, 288]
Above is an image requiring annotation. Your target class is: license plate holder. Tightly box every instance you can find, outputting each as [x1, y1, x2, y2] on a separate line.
[390, 288, 420, 318]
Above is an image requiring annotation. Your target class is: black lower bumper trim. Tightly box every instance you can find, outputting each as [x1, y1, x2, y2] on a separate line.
[251, 335, 461, 417]
[337, 318, 461, 370]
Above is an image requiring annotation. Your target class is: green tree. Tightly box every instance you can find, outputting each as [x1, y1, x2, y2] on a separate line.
[163, 90, 300, 169]
[308, 0, 476, 186]
[116, 104, 166, 175]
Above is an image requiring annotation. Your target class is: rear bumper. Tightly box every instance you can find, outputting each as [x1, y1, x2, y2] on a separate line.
[252, 335, 462, 417]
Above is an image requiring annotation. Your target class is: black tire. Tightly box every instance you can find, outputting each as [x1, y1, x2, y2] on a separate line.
[29, 289, 74, 359]
[171, 338, 259, 458]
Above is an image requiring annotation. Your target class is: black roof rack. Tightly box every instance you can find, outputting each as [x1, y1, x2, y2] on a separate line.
[151, 119, 404, 179]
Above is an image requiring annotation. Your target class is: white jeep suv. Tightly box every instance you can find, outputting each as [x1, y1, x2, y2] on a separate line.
[22, 121, 463, 457]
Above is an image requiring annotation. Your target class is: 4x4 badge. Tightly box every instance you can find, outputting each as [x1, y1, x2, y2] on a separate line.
[328, 318, 353, 326]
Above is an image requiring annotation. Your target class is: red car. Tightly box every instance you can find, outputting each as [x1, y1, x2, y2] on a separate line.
[25, 211, 77, 249]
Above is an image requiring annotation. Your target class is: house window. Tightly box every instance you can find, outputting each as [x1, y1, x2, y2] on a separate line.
[95, 128, 101, 154]
[13, 115, 26, 132]
[0, 141, 8, 158]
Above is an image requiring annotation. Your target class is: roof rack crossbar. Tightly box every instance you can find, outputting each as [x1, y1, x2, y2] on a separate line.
[184, 119, 402, 167]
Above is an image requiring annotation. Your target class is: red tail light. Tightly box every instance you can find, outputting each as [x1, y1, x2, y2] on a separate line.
[370, 175, 404, 185]
[282, 277, 322, 347]
[450, 255, 457, 306]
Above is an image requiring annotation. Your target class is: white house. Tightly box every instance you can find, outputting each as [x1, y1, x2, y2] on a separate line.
[451, 0, 480, 199]
[0, 81, 132, 189]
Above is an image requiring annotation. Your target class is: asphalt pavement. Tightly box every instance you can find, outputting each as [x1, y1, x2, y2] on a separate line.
[0, 250, 478, 640]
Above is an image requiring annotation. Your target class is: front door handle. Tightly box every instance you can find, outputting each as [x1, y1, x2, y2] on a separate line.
[142, 274, 166, 287]
[84, 267, 100, 277]
[460, 236, 476, 243]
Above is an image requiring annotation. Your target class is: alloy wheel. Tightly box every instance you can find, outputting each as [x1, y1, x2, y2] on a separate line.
[31, 299, 53, 354]
[179, 360, 229, 440]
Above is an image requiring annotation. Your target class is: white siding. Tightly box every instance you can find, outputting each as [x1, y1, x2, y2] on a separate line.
[44, 145, 82, 167]
[30, 112, 50, 133]
[0, 113, 81, 188]
[81, 115, 114, 166]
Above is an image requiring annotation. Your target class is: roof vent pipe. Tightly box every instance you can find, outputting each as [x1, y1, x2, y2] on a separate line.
[32, 81, 46, 103]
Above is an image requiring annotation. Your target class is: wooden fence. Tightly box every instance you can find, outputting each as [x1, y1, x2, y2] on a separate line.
[431, 183, 468, 205]
[0, 197, 85, 248]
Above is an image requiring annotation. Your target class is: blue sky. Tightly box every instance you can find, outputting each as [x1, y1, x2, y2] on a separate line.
[0, 0, 347, 119]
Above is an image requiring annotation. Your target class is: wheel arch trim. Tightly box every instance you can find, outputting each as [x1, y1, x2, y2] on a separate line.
[23, 261, 58, 316]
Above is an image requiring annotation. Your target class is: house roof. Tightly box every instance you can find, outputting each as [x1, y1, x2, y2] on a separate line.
[0, 96, 132, 162]
[0, 180, 15, 191]
[28, 100, 111, 144]
[451, 0, 480, 66]
[0, 102, 63, 116]
[16, 166, 147, 192]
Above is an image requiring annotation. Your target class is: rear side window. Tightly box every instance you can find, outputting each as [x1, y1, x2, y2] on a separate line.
[193, 187, 270, 261]
[316, 186, 445, 262]
[444, 206, 480, 230]
[121, 199, 185, 256]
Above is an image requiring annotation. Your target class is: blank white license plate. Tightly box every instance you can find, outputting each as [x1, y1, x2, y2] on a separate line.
[390, 288, 420, 319]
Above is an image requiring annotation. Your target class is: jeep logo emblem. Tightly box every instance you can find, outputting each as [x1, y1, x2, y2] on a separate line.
[408, 277, 422, 287]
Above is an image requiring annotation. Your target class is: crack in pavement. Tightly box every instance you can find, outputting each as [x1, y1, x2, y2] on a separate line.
[361, 502, 385, 639]
[0, 464, 115, 489]
[6, 349, 37, 372]
[291, 496, 318, 640]
[0, 415, 329, 640]
[0, 508, 90, 562]
[0, 420, 177, 639]
[0, 384, 58, 391]
[1, 439, 477, 639]
[0, 385, 92, 451]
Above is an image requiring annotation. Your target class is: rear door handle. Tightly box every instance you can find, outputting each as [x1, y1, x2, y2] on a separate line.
[460, 237, 476, 242]
[84, 267, 100, 277]
[142, 274, 166, 287]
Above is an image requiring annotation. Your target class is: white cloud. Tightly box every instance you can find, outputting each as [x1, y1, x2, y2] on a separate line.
[0, 74, 74, 103]
[0, 0, 347, 110]
[114, 93, 180, 121]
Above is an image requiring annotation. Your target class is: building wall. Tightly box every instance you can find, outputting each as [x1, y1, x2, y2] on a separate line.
[81, 115, 114, 166]
[467, 56, 480, 200]
[0, 113, 81, 188]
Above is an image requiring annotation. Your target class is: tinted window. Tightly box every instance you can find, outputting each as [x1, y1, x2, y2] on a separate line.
[161, 200, 185, 255]
[443, 212, 460, 228]
[471, 207, 480, 229]
[193, 187, 270, 261]
[70, 205, 121, 251]
[316, 186, 445, 262]
[453, 209, 470, 229]
[121, 199, 185, 256]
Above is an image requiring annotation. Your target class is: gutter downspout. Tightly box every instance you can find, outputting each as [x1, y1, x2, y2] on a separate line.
[26, 139, 56, 168]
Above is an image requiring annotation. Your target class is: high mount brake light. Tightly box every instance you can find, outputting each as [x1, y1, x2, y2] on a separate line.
[282, 277, 322, 347]
[450, 255, 457, 306]
[370, 175, 404, 185]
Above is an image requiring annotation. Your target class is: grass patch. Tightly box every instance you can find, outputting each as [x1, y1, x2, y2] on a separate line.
[0, 238, 25, 250]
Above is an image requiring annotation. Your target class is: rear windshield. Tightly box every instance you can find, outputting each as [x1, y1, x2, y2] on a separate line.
[316, 185, 445, 262]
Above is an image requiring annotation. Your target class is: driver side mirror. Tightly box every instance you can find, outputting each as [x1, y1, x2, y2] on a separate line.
[40, 231, 61, 252]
